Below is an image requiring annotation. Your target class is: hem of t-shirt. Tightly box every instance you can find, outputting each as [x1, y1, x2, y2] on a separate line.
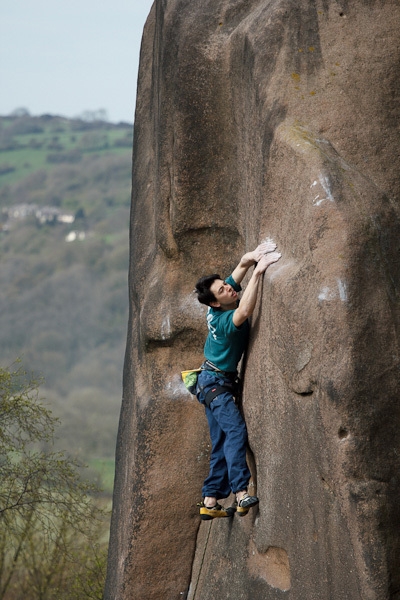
[203, 356, 237, 374]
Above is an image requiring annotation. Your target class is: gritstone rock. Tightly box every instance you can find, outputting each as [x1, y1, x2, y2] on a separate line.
[105, 1, 400, 599]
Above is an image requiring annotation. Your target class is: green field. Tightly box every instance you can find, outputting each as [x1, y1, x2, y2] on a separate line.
[0, 114, 132, 187]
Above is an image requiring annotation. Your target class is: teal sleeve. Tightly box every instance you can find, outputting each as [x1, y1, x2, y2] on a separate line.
[219, 309, 245, 335]
[225, 274, 241, 292]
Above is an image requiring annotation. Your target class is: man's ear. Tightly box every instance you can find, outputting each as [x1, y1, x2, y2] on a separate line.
[209, 301, 220, 308]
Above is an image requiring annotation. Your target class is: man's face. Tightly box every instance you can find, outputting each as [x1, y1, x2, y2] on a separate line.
[209, 279, 238, 309]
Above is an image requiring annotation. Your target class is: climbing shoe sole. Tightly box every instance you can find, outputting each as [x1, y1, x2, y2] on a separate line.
[198, 502, 235, 520]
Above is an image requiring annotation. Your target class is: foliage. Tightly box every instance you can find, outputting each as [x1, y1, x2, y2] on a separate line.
[0, 114, 132, 464]
[0, 364, 108, 600]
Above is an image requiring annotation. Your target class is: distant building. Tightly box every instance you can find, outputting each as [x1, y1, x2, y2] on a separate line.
[65, 231, 86, 242]
[3, 203, 75, 226]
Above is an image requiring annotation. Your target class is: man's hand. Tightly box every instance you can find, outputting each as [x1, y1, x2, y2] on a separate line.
[232, 250, 282, 327]
[239, 239, 277, 269]
[254, 251, 281, 275]
[231, 239, 278, 285]
[252, 238, 277, 262]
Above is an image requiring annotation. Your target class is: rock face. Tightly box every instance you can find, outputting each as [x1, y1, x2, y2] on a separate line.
[105, 1, 400, 599]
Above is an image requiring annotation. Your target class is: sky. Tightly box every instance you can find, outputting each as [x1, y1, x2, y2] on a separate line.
[0, 0, 154, 123]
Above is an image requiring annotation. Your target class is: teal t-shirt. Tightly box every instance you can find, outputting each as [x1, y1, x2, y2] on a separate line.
[203, 275, 249, 372]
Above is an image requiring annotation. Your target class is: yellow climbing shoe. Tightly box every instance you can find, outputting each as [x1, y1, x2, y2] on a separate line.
[198, 501, 235, 520]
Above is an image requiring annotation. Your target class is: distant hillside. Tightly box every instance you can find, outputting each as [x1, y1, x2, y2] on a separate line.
[0, 113, 133, 486]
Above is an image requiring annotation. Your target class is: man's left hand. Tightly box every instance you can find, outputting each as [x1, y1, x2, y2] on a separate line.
[242, 239, 277, 266]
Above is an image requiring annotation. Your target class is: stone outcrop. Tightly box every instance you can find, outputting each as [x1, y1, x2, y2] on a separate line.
[105, 1, 400, 599]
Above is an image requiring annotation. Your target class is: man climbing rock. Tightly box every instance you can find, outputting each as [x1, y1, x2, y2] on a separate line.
[194, 240, 281, 520]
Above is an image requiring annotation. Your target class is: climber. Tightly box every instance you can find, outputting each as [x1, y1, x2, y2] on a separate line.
[194, 240, 281, 520]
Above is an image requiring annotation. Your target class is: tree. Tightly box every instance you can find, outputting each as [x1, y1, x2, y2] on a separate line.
[78, 110, 108, 123]
[0, 363, 108, 599]
[10, 108, 30, 117]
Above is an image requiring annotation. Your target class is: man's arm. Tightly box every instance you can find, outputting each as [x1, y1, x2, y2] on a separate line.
[231, 239, 277, 285]
[233, 251, 281, 327]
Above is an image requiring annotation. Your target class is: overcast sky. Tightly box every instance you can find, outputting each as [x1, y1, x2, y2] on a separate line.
[0, 0, 154, 123]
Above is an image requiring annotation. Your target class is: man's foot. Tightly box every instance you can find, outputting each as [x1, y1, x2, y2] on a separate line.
[235, 492, 259, 517]
[198, 501, 235, 521]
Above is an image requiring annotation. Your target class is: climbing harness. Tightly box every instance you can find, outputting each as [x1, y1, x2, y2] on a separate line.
[181, 360, 241, 405]
[204, 382, 234, 407]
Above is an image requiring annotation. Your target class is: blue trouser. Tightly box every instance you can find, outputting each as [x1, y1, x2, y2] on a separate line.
[196, 370, 251, 499]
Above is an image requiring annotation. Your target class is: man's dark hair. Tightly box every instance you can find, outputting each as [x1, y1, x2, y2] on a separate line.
[195, 274, 221, 306]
